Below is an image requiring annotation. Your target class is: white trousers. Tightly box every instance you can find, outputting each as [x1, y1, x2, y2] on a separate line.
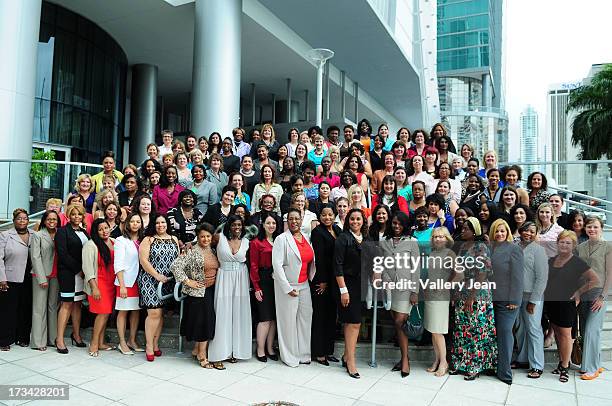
[274, 282, 312, 367]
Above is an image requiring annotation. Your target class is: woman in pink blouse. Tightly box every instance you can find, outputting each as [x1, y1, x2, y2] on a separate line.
[152, 166, 185, 215]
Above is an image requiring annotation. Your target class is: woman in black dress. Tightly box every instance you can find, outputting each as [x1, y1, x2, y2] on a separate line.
[310, 204, 343, 366]
[335, 208, 369, 378]
[249, 213, 281, 362]
[170, 223, 218, 368]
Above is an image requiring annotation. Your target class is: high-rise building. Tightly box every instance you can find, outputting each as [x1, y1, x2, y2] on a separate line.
[519, 105, 538, 174]
[547, 64, 608, 198]
[436, 0, 508, 162]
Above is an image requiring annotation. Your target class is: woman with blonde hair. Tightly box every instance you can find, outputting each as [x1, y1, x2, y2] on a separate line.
[68, 174, 95, 214]
[328, 145, 343, 174]
[536, 202, 564, 256]
[489, 218, 524, 385]
[251, 123, 280, 161]
[347, 184, 370, 219]
[424, 226, 456, 376]
[478, 150, 498, 179]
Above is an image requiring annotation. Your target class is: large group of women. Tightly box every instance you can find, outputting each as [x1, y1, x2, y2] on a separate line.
[0, 120, 610, 385]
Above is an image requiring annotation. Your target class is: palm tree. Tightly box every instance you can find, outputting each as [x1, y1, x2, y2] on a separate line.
[567, 64, 612, 161]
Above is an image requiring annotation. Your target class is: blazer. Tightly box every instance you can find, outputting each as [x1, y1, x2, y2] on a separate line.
[521, 242, 549, 302]
[30, 229, 55, 285]
[334, 231, 369, 278]
[55, 225, 89, 277]
[380, 236, 421, 295]
[82, 238, 115, 295]
[490, 241, 524, 304]
[272, 230, 316, 294]
[0, 228, 33, 283]
[310, 224, 342, 285]
[113, 236, 139, 288]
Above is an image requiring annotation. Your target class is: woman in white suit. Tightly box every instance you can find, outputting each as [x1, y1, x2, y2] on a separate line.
[272, 208, 316, 367]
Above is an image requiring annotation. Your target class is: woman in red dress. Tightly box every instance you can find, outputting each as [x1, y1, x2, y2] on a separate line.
[83, 219, 116, 357]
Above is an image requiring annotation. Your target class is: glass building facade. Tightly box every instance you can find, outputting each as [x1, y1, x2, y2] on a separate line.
[436, 0, 508, 162]
[34, 2, 127, 164]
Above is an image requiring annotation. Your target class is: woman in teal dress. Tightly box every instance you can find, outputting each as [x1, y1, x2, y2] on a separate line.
[450, 217, 497, 380]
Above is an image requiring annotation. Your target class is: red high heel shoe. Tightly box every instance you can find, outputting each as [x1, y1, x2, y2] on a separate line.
[146, 353, 155, 362]
[154, 349, 162, 357]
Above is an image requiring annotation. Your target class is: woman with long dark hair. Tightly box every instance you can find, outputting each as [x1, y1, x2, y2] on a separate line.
[83, 218, 117, 357]
[250, 214, 281, 362]
[152, 166, 185, 216]
[369, 205, 391, 241]
[371, 175, 408, 215]
[138, 215, 179, 361]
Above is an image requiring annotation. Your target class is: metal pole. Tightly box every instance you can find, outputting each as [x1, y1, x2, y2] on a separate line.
[316, 61, 324, 127]
[250, 83, 256, 126]
[324, 62, 330, 120]
[369, 286, 378, 368]
[271, 93, 276, 125]
[353, 82, 359, 122]
[286, 78, 292, 123]
[304, 89, 310, 122]
[340, 71, 346, 120]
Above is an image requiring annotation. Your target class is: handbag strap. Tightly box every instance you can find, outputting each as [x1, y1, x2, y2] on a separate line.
[414, 305, 421, 320]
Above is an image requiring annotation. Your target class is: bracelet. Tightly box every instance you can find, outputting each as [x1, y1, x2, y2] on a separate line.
[339, 287, 348, 294]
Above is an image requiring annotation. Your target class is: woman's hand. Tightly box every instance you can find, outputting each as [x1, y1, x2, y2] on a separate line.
[526, 302, 535, 314]
[341, 292, 350, 307]
[156, 274, 169, 284]
[316, 282, 327, 295]
[505, 303, 518, 310]
[409, 292, 418, 305]
[185, 279, 206, 289]
[288, 289, 299, 297]
[591, 297, 604, 312]
[255, 290, 264, 302]
[570, 291, 581, 306]
[463, 297, 475, 312]
[437, 209, 445, 220]
[0, 281, 8, 292]
[119, 286, 128, 299]
[39, 282, 49, 289]
[92, 286, 101, 301]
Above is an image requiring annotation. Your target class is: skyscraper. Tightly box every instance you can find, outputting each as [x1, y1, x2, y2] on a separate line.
[520, 105, 538, 174]
[436, 0, 508, 162]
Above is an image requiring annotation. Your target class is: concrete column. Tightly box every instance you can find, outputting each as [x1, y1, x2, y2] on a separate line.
[129, 64, 157, 165]
[340, 71, 346, 120]
[286, 78, 292, 123]
[191, 0, 242, 138]
[0, 0, 42, 218]
[482, 73, 492, 108]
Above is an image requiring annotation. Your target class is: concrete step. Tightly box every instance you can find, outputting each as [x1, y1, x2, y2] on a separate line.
[66, 327, 612, 363]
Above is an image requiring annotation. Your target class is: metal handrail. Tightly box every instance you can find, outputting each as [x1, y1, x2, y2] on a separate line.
[500, 159, 612, 166]
[565, 199, 612, 216]
[156, 276, 175, 301]
[549, 185, 612, 207]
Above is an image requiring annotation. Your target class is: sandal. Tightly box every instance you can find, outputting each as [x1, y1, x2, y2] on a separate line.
[435, 365, 448, 377]
[227, 357, 238, 364]
[464, 372, 479, 381]
[527, 368, 543, 379]
[197, 358, 214, 369]
[33, 347, 47, 351]
[213, 362, 226, 370]
[426, 362, 439, 373]
[558, 365, 569, 383]
[551, 362, 562, 375]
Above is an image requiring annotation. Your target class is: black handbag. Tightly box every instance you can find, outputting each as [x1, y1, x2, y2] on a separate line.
[402, 305, 424, 341]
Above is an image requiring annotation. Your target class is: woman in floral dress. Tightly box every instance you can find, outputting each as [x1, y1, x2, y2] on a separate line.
[450, 217, 497, 380]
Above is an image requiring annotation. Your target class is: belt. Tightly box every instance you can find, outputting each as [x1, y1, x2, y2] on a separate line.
[220, 262, 243, 272]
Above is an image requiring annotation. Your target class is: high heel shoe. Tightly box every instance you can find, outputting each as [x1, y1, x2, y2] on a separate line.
[256, 354, 267, 363]
[70, 334, 86, 348]
[316, 358, 330, 366]
[326, 355, 339, 363]
[401, 359, 411, 377]
[153, 349, 162, 357]
[118, 345, 134, 355]
[265, 349, 278, 361]
[55, 340, 68, 354]
[146, 353, 155, 362]
[391, 360, 402, 372]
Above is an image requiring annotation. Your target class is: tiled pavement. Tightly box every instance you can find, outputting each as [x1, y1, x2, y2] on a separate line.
[1, 346, 611, 406]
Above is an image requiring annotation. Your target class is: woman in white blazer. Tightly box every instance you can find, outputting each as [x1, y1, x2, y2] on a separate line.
[114, 213, 144, 354]
[29, 210, 61, 350]
[272, 208, 316, 367]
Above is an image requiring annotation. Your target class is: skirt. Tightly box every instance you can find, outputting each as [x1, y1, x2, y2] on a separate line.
[545, 300, 577, 328]
[424, 300, 449, 334]
[88, 268, 115, 315]
[115, 283, 140, 311]
[59, 269, 85, 303]
[181, 288, 216, 342]
[337, 274, 361, 324]
[390, 289, 412, 314]
[254, 267, 276, 322]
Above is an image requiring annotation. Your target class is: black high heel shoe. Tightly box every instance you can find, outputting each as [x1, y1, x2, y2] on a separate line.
[265, 349, 278, 361]
[71, 334, 86, 348]
[256, 354, 267, 363]
[55, 340, 68, 354]
[316, 358, 330, 366]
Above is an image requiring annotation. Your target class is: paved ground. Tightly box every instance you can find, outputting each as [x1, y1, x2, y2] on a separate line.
[0, 346, 611, 406]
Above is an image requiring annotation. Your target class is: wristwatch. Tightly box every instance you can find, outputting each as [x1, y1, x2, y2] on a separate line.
[339, 287, 348, 294]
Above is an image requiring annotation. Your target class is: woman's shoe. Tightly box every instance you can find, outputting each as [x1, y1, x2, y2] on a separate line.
[128, 344, 145, 353]
[0, 346, 10, 351]
[70, 334, 86, 348]
[326, 355, 339, 363]
[153, 349, 162, 357]
[55, 340, 68, 354]
[464, 372, 479, 381]
[435, 366, 448, 377]
[347, 370, 361, 379]
[118, 345, 134, 355]
[88, 350, 99, 358]
[256, 354, 267, 363]
[391, 360, 401, 372]
[146, 353, 155, 362]
[401, 359, 411, 377]
[265, 349, 279, 361]
[316, 358, 330, 366]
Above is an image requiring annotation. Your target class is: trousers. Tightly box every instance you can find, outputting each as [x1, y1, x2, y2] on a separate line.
[275, 281, 312, 367]
[514, 297, 545, 370]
